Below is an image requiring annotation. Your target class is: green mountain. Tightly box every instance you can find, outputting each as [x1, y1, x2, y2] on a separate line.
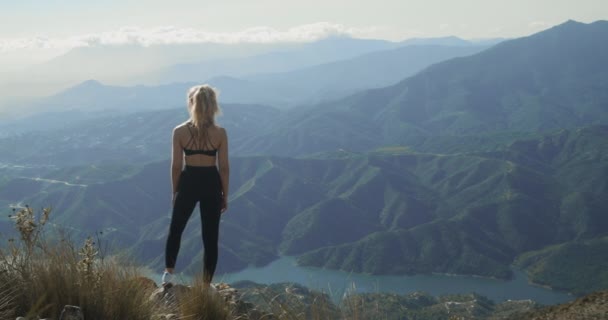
[515, 236, 608, 295]
[2, 126, 606, 294]
[297, 125, 608, 280]
[0, 103, 279, 166]
[236, 20, 608, 156]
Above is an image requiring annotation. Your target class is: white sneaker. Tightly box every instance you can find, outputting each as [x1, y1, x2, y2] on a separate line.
[161, 271, 174, 285]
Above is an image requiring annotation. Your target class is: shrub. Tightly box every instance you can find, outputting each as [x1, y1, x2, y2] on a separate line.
[0, 206, 157, 319]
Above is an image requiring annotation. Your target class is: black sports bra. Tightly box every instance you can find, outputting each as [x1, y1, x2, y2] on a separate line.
[183, 123, 217, 157]
[183, 148, 217, 156]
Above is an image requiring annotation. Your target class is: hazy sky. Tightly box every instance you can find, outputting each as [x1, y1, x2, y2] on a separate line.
[0, 0, 606, 103]
[2, 0, 607, 38]
[0, 0, 607, 67]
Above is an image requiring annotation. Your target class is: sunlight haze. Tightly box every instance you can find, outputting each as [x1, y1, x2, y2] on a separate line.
[2, 0, 607, 47]
[0, 0, 606, 103]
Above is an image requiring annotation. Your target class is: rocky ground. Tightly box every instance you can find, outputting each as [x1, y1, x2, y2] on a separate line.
[11, 279, 608, 320]
[511, 290, 608, 320]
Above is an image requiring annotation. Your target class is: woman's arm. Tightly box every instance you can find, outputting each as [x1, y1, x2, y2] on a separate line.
[171, 128, 183, 205]
[218, 128, 230, 213]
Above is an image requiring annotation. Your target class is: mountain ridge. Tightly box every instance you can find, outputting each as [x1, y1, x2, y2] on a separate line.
[6, 42, 489, 117]
[2, 126, 606, 294]
[235, 19, 608, 156]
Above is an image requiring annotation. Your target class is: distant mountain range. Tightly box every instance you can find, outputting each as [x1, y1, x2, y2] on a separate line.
[5, 19, 601, 154]
[236, 20, 608, 156]
[231, 44, 487, 108]
[0, 42, 489, 123]
[399, 35, 505, 47]
[143, 36, 400, 84]
[0, 36, 399, 103]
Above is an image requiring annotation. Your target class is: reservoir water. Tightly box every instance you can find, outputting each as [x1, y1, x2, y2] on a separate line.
[212, 256, 573, 305]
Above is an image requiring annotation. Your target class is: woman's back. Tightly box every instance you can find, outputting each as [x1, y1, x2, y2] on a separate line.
[174, 122, 226, 167]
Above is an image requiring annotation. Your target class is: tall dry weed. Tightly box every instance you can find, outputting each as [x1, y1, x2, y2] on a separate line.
[0, 206, 157, 319]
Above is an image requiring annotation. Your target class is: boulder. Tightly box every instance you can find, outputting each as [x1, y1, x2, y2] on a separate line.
[59, 305, 84, 320]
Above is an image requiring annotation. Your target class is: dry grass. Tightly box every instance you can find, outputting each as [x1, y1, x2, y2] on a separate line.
[0, 272, 17, 320]
[0, 206, 158, 319]
[0, 206, 378, 320]
[176, 276, 232, 320]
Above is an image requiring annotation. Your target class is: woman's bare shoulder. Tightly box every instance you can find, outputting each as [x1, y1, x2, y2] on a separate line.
[208, 124, 226, 134]
[173, 121, 191, 133]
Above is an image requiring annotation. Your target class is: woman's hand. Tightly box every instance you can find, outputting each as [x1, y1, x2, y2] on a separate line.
[220, 195, 228, 213]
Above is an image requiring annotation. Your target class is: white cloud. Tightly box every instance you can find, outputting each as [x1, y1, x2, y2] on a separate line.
[528, 21, 551, 29]
[0, 22, 381, 54]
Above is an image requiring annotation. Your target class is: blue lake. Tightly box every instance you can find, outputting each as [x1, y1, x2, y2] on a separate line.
[211, 256, 573, 305]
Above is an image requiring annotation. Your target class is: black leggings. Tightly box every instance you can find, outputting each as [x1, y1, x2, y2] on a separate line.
[165, 165, 222, 282]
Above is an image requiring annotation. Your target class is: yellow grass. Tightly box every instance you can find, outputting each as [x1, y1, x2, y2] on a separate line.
[0, 206, 376, 320]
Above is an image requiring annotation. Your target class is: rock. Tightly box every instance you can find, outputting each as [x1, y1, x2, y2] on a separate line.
[132, 276, 158, 293]
[150, 287, 166, 305]
[149, 282, 192, 312]
[171, 284, 191, 296]
[59, 305, 84, 320]
[148, 282, 279, 319]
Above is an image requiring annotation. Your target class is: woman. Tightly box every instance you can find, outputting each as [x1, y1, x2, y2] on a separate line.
[163, 84, 229, 287]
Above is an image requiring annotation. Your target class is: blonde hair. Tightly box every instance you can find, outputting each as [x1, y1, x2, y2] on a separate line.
[187, 85, 221, 147]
